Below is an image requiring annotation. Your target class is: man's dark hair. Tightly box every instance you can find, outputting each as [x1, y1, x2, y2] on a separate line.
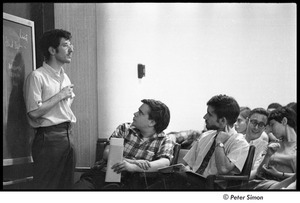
[40, 29, 72, 61]
[207, 94, 240, 127]
[286, 102, 297, 114]
[141, 99, 170, 134]
[249, 107, 269, 119]
[267, 102, 282, 111]
[268, 106, 297, 133]
[239, 106, 251, 119]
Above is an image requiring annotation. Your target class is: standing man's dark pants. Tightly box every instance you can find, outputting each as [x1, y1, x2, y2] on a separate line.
[32, 122, 75, 189]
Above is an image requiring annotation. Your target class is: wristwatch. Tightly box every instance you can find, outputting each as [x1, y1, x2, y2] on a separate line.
[216, 143, 224, 148]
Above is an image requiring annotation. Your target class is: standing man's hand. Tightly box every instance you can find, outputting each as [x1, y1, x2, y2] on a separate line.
[60, 84, 74, 100]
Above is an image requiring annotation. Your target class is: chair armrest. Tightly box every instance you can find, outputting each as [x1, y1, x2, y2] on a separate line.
[206, 174, 250, 190]
[213, 175, 249, 181]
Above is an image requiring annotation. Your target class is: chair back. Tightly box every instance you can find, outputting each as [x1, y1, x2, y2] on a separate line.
[95, 138, 109, 162]
[170, 143, 181, 165]
[225, 145, 256, 189]
[241, 145, 256, 176]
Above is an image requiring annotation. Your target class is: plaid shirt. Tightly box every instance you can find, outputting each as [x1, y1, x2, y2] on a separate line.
[109, 123, 174, 162]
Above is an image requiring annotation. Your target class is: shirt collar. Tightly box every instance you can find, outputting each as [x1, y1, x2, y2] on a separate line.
[43, 62, 65, 78]
[129, 124, 165, 139]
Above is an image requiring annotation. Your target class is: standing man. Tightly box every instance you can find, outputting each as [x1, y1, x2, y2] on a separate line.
[148, 94, 249, 190]
[73, 99, 175, 190]
[24, 29, 76, 189]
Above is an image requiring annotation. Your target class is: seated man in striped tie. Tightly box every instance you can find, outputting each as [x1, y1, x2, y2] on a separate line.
[148, 94, 250, 190]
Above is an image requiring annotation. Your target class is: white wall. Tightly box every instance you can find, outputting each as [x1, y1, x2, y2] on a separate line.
[96, 3, 296, 137]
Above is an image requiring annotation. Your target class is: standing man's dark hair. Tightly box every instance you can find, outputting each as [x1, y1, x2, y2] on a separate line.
[141, 99, 170, 134]
[24, 29, 76, 189]
[40, 29, 72, 61]
[207, 94, 240, 127]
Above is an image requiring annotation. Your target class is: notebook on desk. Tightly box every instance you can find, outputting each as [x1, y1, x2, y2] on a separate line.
[158, 164, 206, 180]
[158, 163, 186, 173]
[185, 171, 206, 179]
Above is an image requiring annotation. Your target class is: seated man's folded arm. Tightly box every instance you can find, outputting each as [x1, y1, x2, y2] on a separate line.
[130, 157, 170, 172]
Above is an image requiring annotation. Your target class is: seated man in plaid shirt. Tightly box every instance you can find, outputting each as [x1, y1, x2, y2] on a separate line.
[73, 99, 175, 190]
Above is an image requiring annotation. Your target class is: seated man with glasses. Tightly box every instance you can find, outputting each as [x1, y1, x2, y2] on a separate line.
[252, 106, 297, 190]
[243, 108, 269, 180]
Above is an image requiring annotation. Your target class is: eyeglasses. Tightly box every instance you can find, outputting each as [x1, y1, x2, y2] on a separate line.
[249, 119, 266, 129]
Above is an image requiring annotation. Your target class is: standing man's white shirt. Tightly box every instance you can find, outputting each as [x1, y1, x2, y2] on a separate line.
[24, 62, 76, 128]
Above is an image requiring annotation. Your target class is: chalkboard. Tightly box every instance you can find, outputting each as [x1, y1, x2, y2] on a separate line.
[3, 13, 35, 165]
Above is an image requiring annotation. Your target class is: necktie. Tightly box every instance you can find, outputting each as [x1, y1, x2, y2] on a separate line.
[196, 135, 217, 175]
